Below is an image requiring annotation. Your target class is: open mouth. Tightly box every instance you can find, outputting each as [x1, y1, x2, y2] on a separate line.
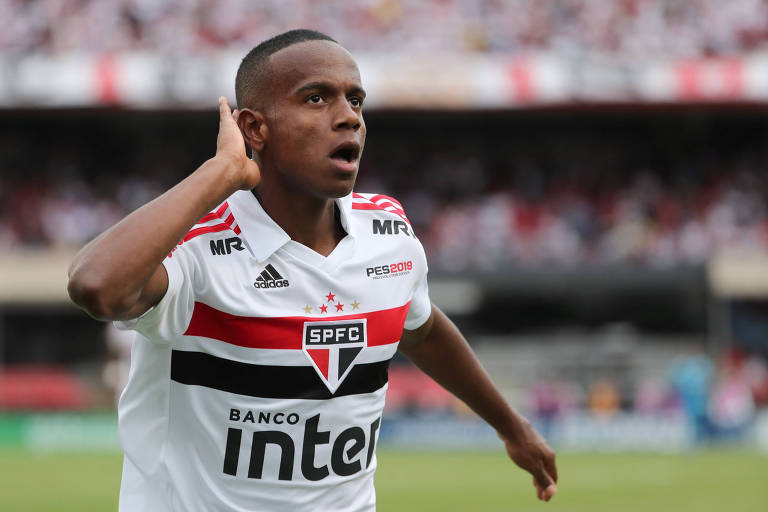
[329, 142, 361, 164]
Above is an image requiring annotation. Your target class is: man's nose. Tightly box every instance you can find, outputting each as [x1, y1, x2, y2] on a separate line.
[333, 100, 362, 131]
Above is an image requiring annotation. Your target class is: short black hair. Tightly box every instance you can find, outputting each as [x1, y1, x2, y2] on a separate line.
[235, 29, 337, 110]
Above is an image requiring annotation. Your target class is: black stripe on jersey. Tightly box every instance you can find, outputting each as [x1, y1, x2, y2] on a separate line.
[259, 270, 273, 282]
[170, 350, 389, 399]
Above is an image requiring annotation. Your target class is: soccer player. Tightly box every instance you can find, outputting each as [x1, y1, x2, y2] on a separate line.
[67, 29, 557, 511]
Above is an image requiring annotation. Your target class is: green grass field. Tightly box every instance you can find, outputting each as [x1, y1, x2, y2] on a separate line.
[0, 449, 765, 511]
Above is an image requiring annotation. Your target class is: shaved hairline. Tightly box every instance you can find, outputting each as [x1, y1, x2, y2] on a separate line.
[235, 29, 338, 112]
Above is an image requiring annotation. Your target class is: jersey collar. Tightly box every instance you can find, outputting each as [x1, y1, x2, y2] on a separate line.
[226, 190, 356, 262]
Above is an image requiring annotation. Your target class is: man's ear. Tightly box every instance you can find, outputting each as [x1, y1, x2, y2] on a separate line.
[236, 108, 267, 154]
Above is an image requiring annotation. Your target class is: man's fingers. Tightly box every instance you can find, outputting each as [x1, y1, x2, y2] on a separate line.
[533, 477, 557, 502]
[540, 484, 557, 502]
[531, 466, 553, 492]
[498, 428, 558, 501]
[545, 455, 558, 483]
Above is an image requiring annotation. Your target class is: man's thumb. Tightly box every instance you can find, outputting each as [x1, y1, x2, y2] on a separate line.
[218, 97, 233, 126]
[532, 467, 554, 492]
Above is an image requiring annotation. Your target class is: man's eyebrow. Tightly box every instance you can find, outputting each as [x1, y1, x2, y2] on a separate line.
[294, 81, 367, 97]
[349, 85, 367, 98]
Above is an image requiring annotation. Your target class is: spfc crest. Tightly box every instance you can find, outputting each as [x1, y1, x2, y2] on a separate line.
[302, 319, 367, 393]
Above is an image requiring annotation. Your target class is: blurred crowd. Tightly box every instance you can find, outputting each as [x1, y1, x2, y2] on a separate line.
[372, 118, 768, 270]
[384, 343, 768, 446]
[2, 0, 768, 58]
[417, 165, 768, 270]
[3, 114, 768, 270]
[527, 346, 768, 442]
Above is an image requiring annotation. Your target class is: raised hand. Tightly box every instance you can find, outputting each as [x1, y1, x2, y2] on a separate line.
[216, 96, 261, 190]
[499, 427, 558, 502]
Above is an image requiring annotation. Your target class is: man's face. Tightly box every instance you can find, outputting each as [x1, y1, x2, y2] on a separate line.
[262, 40, 366, 199]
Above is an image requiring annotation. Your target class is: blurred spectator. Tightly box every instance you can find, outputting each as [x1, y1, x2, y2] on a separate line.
[708, 349, 756, 439]
[668, 345, 715, 441]
[746, 355, 768, 405]
[633, 378, 680, 414]
[587, 379, 621, 419]
[529, 379, 579, 438]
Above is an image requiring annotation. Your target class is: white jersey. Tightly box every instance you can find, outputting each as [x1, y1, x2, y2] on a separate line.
[115, 190, 431, 512]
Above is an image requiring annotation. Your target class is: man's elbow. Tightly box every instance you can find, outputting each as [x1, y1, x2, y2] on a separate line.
[67, 272, 128, 320]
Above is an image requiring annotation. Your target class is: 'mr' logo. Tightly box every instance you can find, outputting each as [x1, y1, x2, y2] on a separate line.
[372, 219, 412, 237]
[302, 319, 367, 393]
[210, 237, 244, 255]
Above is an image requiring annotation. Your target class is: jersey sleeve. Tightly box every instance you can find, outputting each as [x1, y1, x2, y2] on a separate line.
[114, 245, 197, 344]
[404, 238, 432, 330]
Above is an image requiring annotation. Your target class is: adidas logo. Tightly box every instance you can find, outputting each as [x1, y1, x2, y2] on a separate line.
[253, 264, 290, 289]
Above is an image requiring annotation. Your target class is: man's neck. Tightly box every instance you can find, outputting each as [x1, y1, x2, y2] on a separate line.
[252, 182, 346, 258]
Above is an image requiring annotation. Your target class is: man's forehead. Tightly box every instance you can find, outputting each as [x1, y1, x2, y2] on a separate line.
[268, 40, 361, 90]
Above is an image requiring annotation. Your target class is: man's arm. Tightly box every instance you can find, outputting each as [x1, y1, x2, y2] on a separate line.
[398, 304, 558, 502]
[67, 97, 260, 321]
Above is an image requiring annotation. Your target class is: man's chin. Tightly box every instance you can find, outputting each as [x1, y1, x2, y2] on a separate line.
[327, 182, 356, 199]
[325, 174, 357, 198]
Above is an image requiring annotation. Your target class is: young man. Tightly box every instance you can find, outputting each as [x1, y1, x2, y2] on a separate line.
[68, 29, 557, 511]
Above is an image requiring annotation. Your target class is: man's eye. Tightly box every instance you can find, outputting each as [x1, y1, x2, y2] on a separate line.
[307, 95, 322, 104]
[350, 97, 363, 108]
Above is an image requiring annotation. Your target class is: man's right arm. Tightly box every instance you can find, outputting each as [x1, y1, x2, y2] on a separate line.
[67, 97, 260, 321]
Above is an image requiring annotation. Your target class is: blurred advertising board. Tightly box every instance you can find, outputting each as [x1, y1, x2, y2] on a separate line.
[2, 52, 768, 109]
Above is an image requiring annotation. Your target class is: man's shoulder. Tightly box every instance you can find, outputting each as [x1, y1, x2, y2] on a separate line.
[349, 192, 420, 241]
[350, 192, 410, 223]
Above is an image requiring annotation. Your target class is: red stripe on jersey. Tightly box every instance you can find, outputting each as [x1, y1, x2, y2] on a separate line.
[351, 202, 410, 224]
[184, 301, 411, 349]
[182, 222, 232, 242]
[352, 193, 403, 210]
[371, 200, 402, 211]
[197, 203, 229, 224]
[182, 205, 240, 244]
[368, 194, 403, 209]
[352, 202, 385, 211]
[351, 202, 405, 214]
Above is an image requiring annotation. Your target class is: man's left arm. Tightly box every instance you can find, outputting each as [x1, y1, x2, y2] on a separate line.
[398, 304, 558, 502]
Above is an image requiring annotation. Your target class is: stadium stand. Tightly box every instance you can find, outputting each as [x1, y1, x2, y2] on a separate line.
[2, 0, 767, 57]
[2, 111, 768, 270]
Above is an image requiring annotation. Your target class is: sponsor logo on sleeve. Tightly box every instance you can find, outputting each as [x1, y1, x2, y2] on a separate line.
[210, 236, 245, 255]
[372, 219, 413, 237]
[365, 260, 413, 279]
